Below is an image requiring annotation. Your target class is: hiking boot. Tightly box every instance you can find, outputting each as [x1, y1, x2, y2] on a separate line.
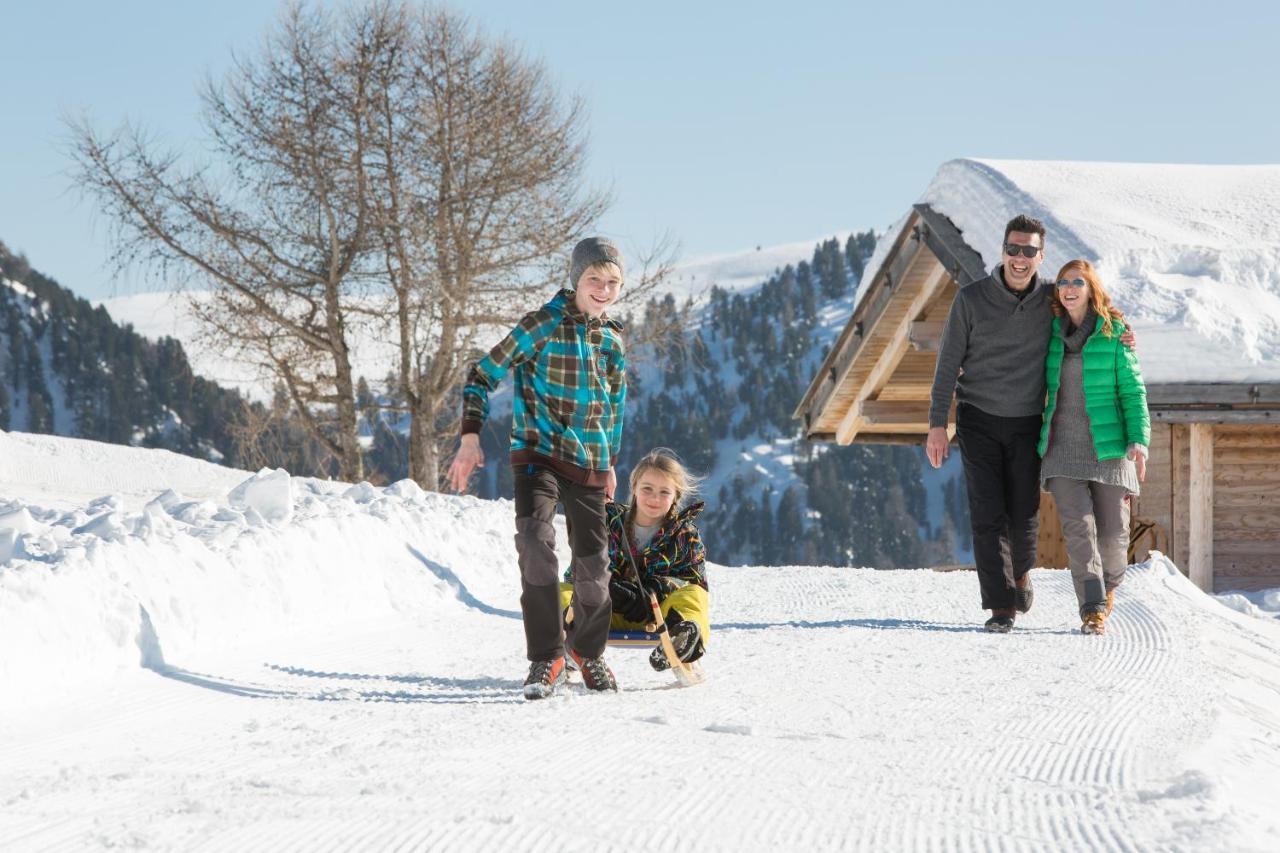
[568, 648, 618, 692]
[1105, 589, 1115, 618]
[1081, 610, 1107, 635]
[1014, 573, 1034, 614]
[650, 620, 703, 672]
[522, 657, 567, 700]
[984, 608, 1016, 633]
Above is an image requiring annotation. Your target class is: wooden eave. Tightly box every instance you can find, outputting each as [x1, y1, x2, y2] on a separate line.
[794, 204, 985, 443]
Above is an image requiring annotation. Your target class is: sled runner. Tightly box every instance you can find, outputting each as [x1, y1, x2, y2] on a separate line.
[565, 603, 706, 688]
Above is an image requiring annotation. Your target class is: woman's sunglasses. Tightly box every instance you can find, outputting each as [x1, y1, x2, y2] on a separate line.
[1056, 278, 1088, 289]
[1003, 243, 1041, 258]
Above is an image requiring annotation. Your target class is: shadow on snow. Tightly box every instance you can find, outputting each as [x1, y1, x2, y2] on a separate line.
[152, 664, 525, 705]
[406, 544, 522, 620]
[714, 617, 1071, 635]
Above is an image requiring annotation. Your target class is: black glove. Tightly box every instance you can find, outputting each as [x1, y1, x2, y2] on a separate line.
[609, 578, 642, 616]
[642, 578, 667, 604]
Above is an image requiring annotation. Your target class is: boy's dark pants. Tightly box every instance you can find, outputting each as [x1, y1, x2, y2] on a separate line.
[513, 464, 611, 661]
[956, 403, 1043, 611]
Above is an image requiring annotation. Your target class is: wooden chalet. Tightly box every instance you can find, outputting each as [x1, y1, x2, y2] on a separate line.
[796, 181, 1280, 594]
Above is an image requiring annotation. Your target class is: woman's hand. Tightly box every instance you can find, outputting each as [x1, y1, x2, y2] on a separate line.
[606, 466, 617, 500]
[1128, 444, 1148, 483]
[447, 434, 484, 492]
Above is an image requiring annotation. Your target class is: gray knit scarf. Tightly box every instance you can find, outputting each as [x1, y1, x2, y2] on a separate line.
[1060, 307, 1097, 353]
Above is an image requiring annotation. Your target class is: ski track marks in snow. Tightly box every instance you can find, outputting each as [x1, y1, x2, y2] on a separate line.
[3, 451, 1280, 850]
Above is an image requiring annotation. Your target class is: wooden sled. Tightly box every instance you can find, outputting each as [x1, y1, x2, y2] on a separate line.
[566, 603, 706, 687]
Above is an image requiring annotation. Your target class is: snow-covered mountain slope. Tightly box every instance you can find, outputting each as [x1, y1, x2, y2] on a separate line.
[96, 235, 858, 400]
[658, 232, 862, 302]
[0, 254, 245, 463]
[3, 434, 1279, 850]
[908, 158, 1280, 382]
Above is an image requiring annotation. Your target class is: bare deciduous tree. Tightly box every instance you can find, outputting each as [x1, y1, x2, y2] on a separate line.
[68, 4, 405, 481]
[69, 0, 679, 488]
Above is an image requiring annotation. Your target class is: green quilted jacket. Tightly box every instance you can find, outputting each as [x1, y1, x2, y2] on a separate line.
[1038, 314, 1151, 459]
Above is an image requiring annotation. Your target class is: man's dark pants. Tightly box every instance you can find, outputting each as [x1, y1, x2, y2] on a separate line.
[955, 403, 1043, 611]
[513, 464, 611, 661]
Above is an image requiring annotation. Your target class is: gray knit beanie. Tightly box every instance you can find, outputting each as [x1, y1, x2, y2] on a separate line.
[569, 237, 623, 290]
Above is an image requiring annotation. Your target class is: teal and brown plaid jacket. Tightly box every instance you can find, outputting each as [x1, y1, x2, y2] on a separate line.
[462, 289, 625, 479]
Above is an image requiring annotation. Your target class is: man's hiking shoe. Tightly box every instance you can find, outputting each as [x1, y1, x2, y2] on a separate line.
[1105, 589, 1115, 618]
[1014, 573, 1034, 614]
[568, 648, 618, 692]
[984, 609, 1016, 633]
[649, 620, 703, 672]
[523, 657, 567, 700]
[1081, 611, 1107, 635]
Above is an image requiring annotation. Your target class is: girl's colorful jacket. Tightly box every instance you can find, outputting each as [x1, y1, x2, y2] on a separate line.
[461, 289, 625, 482]
[595, 500, 708, 594]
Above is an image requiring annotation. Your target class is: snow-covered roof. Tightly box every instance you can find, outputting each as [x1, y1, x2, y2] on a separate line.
[870, 158, 1280, 384]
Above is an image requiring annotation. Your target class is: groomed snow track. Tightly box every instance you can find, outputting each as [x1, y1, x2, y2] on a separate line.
[3, 557, 1279, 851]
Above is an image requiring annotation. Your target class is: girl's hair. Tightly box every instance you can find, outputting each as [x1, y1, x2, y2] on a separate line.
[1051, 259, 1125, 338]
[627, 447, 702, 520]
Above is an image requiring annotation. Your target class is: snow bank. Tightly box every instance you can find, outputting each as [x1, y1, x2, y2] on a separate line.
[0, 435, 528, 706]
[1215, 587, 1280, 622]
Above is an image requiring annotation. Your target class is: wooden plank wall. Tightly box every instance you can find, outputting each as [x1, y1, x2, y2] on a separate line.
[1132, 423, 1280, 592]
[1130, 423, 1172, 562]
[1214, 425, 1280, 591]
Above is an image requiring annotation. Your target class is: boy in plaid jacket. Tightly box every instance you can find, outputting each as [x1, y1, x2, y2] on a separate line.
[448, 237, 626, 699]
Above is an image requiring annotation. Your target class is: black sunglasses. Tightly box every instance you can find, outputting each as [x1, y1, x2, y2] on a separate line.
[1004, 243, 1042, 258]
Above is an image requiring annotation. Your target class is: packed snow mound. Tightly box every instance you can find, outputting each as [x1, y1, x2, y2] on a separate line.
[0, 434, 528, 703]
[900, 158, 1280, 382]
[0, 429, 250, 511]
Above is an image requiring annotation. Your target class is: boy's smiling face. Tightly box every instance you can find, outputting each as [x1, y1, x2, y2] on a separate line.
[573, 263, 622, 318]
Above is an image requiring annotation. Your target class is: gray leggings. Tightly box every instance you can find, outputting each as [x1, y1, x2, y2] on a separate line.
[1045, 478, 1130, 617]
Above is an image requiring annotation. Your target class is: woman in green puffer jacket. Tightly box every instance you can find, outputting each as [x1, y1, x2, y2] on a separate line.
[1039, 259, 1150, 636]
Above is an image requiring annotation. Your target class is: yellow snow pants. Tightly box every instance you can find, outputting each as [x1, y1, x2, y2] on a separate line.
[560, 581, 710, 647]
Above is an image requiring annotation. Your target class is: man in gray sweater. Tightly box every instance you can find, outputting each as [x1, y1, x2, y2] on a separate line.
[925, 214, 1133, 633]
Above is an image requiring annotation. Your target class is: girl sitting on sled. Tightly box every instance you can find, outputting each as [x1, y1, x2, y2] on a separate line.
[562, 448, 709, 672]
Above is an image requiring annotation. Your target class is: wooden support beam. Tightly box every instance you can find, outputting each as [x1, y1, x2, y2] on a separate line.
[1171, 425, 1188, 572]
[1188, 423, 1214, 592]
[908, 320, 945, 352]
[1151, 409, 1280, 424]
[1147, 383, 1280, 406]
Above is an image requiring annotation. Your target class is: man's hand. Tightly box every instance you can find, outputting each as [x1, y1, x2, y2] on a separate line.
[926, 426, 950, 469]
[447, 434, 484, 492]
[606, 466, 617, 500]
[1121, 327, 1137, 349]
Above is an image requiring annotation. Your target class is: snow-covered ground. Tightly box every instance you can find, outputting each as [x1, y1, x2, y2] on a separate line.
[3, 432, 1280, 850]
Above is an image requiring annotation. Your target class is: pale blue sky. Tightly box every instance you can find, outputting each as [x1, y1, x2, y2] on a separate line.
[3, 0, 1278, 300]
